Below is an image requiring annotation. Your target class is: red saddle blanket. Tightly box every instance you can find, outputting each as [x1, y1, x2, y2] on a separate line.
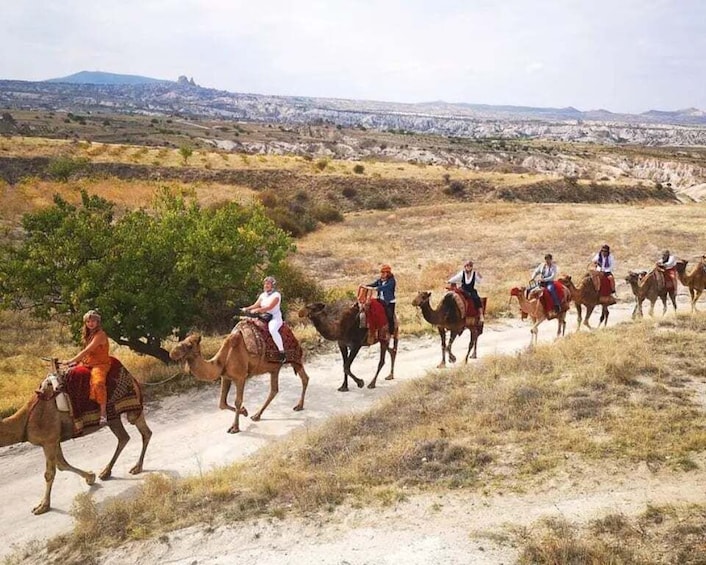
[235, 320, 303, 364]
[538, 281, 567, 312]
[364, 299, 389, 333]
[451, 289, 487, 319]
[64, 357, 142, 433]
[664, 268, 677, 291]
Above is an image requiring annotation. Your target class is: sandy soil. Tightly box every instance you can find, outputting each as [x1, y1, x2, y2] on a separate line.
[1, 299, 703, 564]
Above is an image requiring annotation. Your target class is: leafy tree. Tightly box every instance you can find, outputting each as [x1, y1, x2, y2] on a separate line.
[0, 188, 294, 362]
[179, 144, 193, 165]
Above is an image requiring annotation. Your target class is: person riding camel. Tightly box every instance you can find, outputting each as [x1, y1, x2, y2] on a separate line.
[240, 276, 287, 363]
[362, 264, 397, 335]
[447, 259, 484, 323]
[592, 244, 616, 296]
[532, 253, 561, 313]
[655, 249, 678, 291]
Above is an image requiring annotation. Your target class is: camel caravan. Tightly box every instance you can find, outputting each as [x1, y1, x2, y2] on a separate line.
[3, 251, 706, 515]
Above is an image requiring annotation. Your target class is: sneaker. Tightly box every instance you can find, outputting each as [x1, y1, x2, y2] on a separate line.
[99, 416, 108, 427]
[278, 352, 287, 364]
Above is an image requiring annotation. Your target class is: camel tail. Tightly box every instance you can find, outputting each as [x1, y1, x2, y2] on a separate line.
[442, 293, 462, 324]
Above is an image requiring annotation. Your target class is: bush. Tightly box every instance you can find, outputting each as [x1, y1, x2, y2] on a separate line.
[311, 204, 344, 224]
[47, 156, 89, 182]
[443, 180, 465, 196]
[315, 158, 329, 171]
[342, 186, 357, 199]
[353, 164, 365, 174]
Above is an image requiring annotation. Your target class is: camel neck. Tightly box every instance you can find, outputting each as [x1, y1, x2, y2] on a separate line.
[0, 402, 31, 447]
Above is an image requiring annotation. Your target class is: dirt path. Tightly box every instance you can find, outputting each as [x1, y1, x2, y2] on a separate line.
[0, 301, 694, 563]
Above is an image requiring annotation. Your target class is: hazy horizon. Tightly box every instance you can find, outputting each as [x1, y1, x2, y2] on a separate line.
[2, 1, 705, 115]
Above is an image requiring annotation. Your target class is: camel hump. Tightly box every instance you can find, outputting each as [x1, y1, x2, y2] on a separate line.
[442, 291, 464, 323]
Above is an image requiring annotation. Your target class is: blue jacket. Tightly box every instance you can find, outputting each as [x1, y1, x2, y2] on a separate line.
[368, 276, 396, 305]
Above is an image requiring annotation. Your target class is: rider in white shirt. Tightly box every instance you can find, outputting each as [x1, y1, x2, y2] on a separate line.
[240, 276, 286, 362]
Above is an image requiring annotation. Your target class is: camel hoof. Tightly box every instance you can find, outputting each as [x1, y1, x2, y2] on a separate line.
[367, 383, 376, 389]
[437, 363, 446, 369]
[337, 385, 349, 392]
[251, 414, 261, 422]
[32, 503, 50, 515]
[239, 407, 248, 417]
[227, 426, 240, 434]
[129, 465, 143, 475]
[384, 375, 394, 380]
[355, 380, 365, 389]
[293, 405, 304, 412]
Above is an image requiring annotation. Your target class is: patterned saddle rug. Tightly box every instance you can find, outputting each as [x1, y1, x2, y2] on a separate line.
[64, 357, 143, 435]
[235, 319, 303, 364]
[528, 281, 569, 319]
[449, 289, 486, 332]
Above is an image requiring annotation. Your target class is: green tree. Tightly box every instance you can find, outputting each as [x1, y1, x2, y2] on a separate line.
[179, 144, 193, 165]
[0, 188, 294, 362]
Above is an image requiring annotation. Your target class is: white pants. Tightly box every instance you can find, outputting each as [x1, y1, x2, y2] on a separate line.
[268, 318, 284, 351]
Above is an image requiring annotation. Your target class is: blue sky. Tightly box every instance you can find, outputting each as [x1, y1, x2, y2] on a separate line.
[2, 0, 705, 114]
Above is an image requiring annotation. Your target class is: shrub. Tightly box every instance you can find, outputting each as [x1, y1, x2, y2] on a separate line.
[311, 204, 344, 224]
[353, 164, 365, 174]
[47, 156, 89, 182]
[315, 158, 329, 171]
[443, 180, 465, 196]
[342, 186, 357, 199]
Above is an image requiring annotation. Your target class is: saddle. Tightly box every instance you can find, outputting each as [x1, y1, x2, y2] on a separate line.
[60, 357, 143, 435]
[356, 287, 390, 344]
[448, 288, 486, 331]
[527, 281, 569, 319]
[234, 318, 303, 364]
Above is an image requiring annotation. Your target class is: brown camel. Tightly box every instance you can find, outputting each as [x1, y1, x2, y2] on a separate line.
[675, 256, 706, 312]
[298, 300, 398, 392]
[625, 269, 677, 318]
[0, 358, 151, 515]
[510, 286, 569, 347]
[170, 329, 310, 434]
[558, 273, 613, 330]
[412, 291, 481, 368]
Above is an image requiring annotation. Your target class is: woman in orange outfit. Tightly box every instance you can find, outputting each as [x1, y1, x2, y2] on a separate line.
[62, 310, 111, 425]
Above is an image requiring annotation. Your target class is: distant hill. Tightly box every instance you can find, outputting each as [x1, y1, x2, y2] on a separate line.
[45, 70, 172, 86]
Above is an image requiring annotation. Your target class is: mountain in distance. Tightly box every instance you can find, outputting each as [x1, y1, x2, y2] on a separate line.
[45, 70, 173, 86]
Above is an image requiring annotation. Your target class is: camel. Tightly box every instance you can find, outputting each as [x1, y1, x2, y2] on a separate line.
[510, 285, 569, 347]
[412, 291, 482, 368]
[558, 273, 613, 330]
[625, 269, 677, 318]
[0, 358, 151, 515]
[298, 300, 398, 392]
[170, 329, 310, 434]
[675, 256, 706, 312]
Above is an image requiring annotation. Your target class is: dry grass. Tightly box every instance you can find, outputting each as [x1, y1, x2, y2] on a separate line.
[38, 313, 706, 564]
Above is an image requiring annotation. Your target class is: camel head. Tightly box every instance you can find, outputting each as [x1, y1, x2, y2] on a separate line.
[675, 259, 688, 275]
[412, 291, 431, 307]
[170, 333, 202, 362]
[625, 271, 645, 284]
[298, 302, 326, 320]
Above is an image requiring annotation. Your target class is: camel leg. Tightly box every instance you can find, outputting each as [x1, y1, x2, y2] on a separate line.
[367, 341, 388, 389]
[35, 443, 96, 515]
[447, 330, 461, 364]
[34, 443, 58, 515]
[339, 344, 364, 392]
[659, 296, 667, 316]
[575, 304, 584, 331]
[583, 305, 595, 329]
[252, 370, 280, 421]
[600, 306, 609, 327]
[693, 289, 703, 312]
[384, 333, 398, 380]
[218, 377, 236, 413]
[99, 417, 130, 480]
[464, 328, 478, 362]
[228, 378, 247, 434]
[291, 364, 310, 411]
[125, 411, 152, 475]
[669, 290, 677, 313]
[648, 299, 656, 317]
[437, 327, 448, 368]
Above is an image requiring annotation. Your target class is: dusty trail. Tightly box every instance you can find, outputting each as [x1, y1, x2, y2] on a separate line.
[0, 301, 686, 562]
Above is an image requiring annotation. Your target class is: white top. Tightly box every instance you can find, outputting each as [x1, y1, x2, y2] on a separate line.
[531, 262, 558, 282]
[258, 291, 283, 322]
[448, 269, 482, 286]
[592, 252, 615, 273]
[658, 254, 677, 269]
